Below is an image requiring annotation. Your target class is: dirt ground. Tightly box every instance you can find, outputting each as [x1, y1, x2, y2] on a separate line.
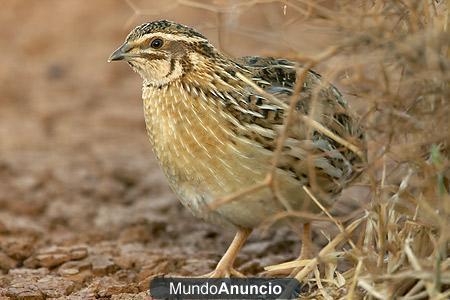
[0, 1, 353, 298]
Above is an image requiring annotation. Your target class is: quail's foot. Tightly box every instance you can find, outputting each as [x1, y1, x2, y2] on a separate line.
[200, 229, 251, 278]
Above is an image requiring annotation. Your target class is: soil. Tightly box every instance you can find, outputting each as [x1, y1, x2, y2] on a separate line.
[0, 1, 343, 298]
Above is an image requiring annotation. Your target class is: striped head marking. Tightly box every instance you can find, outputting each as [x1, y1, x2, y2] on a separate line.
[109, 20, 219, 87]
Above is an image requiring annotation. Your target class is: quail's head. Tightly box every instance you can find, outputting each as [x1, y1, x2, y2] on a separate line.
[108, 20, 221, 86]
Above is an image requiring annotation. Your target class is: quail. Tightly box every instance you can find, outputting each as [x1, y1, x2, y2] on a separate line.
[109, 20, 365, 277]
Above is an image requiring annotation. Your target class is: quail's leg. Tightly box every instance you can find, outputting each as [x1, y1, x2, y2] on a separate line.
[288, 222, 313, 277]
[299, 222, 312, 260]
[264, 222, 313, 276]
[203, 228, 251, 278]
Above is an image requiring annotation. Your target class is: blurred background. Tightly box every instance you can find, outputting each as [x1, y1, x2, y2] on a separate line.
[0, 0, 341, 297]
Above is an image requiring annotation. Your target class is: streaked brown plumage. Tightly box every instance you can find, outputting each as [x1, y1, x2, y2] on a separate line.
[109, 20, 365, 277]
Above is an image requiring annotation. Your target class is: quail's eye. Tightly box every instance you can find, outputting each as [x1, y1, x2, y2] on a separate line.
[150, 38, 163, 49]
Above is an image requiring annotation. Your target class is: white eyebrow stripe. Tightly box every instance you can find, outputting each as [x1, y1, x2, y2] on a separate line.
[133, 32, 207, 45]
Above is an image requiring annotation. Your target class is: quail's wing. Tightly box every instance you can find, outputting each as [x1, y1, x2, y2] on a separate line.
[231, 56, 365, 194]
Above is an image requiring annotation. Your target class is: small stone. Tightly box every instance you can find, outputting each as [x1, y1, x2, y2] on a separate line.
[2, 236, 35, 261]
[60, 268, 79, 275]
[91, 255, 117, 276]
[58, 260, 92, 283]
[0, 251, 17, 271]
[37, 253, 70, 268]
[70, 247, 88, 260]
[25, 245, 89, 268]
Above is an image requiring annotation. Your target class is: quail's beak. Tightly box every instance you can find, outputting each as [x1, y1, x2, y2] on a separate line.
[108, 42, 132, 62]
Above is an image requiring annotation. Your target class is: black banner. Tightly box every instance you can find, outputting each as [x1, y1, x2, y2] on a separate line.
[150, 277, 301, 299]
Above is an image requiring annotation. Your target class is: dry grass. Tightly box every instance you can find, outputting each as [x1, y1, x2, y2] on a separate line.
[129, 0, 449, 298]
[257, 1, 450, 299]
